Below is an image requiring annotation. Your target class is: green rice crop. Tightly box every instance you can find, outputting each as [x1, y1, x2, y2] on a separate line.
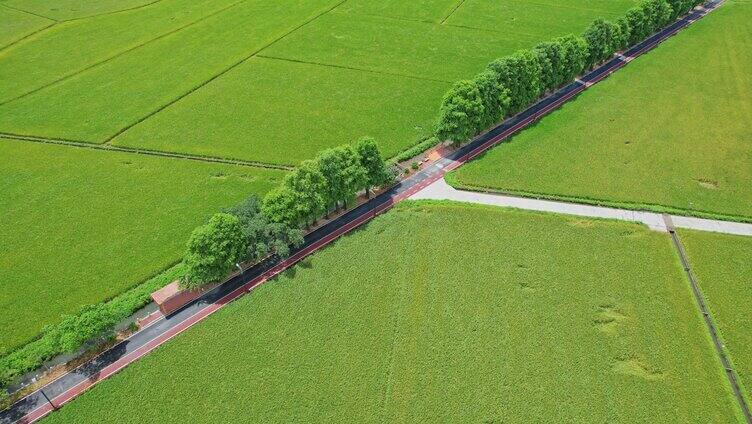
[679, 229, 752, 404]
[450, 1, 752, 221]
[0, 139, 284, 354]
[42, 202, 741, 422]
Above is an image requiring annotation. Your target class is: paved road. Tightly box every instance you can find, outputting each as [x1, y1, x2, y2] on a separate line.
[0, 2, 724, 422]
[413, 178, 752, 236]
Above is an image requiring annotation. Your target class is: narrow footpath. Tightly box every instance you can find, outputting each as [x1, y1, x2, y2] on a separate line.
[412, 178, 752, 236]
[0, 2, 727, 422]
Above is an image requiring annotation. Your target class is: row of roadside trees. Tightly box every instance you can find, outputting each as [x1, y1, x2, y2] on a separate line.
[435, 0, 704, 145]
[181, 137, 393, 290]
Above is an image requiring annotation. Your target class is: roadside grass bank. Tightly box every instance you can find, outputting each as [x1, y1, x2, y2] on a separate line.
[40, 202, 741, 423]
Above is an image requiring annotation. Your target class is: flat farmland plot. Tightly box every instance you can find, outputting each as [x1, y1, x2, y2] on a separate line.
[445, 0, 637, 38]
[337, 0, 463, 22]
[112, 57, 447, 166]
[679, 230, 752, 403]
[0, 0, 340, 142]
[0, 140, 285, 354]
[0, 5, 52, 49]
[451, 1, 752, 221]
[2, 0, 159, 21]
[0, 0, 240, 104]
[42, 203, 741, 422]
[260, 12, 538, 82]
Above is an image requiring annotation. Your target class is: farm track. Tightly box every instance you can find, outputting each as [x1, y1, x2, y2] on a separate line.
[0, 133, 294, 171]
[0, 2, 734, 422]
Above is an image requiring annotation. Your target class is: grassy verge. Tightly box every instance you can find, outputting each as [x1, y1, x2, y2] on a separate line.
[449, 1, 752, 221]
[41, 201, 741, 422]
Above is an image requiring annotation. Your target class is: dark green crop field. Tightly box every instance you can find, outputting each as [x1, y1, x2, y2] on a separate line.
[0, 0, 642, 351]
[679, 230, 752, 404]
[0, 139, 284, 353]
[42, 202, 742, 422]
[450, 1, 752, 221]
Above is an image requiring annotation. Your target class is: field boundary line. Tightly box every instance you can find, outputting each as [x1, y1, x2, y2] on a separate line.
[0, 21, 57, 54]
[60, 0, 165, 23]
[257, 55, 453, 84]
[0, 3, 56, 22]
[103, 0, 350, 145]
[665, 216, 752, 423]
[440, 0, 467, 24]
[0, 0, 246, 107]
[0, 133, 294, 171]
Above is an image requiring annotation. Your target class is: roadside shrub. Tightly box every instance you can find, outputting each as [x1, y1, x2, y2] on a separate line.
[583, 18, 622, 68]
[487, 50, 542, 114]
[0, 265, 183, 392]
[182, 213, 247, 289]
[392, 136, 439, 164]
[435, 79, 485, 144]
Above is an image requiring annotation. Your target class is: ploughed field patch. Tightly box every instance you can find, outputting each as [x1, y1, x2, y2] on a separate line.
[41, 202, 740, 423]
[450, 1, 752, 221]
[0, 139, 284, 354]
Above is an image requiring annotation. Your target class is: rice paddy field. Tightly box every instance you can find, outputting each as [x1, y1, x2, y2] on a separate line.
[679, 230, 752, 404]
[41, 202, 743, 423]
[450, 0, 752, 222]
[0, 0, 645, 354]
[0, 139, 284, 354]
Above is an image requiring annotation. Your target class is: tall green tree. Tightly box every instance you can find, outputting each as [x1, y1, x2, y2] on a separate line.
[474, 70, 510, 131]
[262, 186, 301, 228]
[557, 35, 588, 82]
[487, 50, 542, 114]
[225, 195, 303, 262]
[182, 213, 247, 289]
[534, 41, 567, 92]
[582, 19, 622, 68]
[625, 7, 650, 45]
[317, 145, 367, 212]
[354, 137, 392, 197]
[640, 0, 673, 33]
[435, 79, 485, 144]
[284, 159, 328, 227]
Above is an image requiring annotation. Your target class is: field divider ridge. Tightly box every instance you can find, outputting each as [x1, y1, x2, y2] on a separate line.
[0, 2, 726, 422]
[664, 215, 752, 423]
[0, 0, 247, 107]
[0, 132, 294, 171]
[103, 0, 350, 145]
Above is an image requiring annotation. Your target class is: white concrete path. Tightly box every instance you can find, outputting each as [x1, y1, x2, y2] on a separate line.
[411, 178, 752, 236]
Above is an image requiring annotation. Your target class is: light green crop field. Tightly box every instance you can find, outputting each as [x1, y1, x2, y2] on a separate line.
[42, 202, 741, 422]
[0, 0, 638, 164]
[1, 0, 157, 21]
[679, 230, 752, 403]
[451, 1, 752, 221]
[0, 5, 52, 49]
[0, 140, 285, 354]
[111, 57, 447, 165]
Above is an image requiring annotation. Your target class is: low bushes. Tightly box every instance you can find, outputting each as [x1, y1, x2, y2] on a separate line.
[434, 0, 700, 146]
[0, 265, 184, 393]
